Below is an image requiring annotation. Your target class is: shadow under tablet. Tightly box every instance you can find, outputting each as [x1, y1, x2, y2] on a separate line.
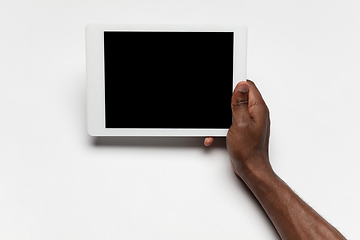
[93, 136, 227, 148]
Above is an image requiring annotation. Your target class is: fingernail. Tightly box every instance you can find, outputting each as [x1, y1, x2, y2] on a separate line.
[237, 82, 249, 93]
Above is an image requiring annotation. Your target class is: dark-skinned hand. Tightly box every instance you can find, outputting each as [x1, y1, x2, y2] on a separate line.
[205, 80, 272, 179]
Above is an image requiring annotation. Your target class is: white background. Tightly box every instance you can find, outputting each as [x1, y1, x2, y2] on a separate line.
[1, 0, 359, 239]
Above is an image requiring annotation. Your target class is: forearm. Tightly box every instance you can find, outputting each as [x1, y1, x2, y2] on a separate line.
[239, 160, 346, 240]
[226, 80, 345, 239]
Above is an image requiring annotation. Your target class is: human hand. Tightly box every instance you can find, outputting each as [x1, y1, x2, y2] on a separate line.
[206, 81, 347, 240]
[204, 80, 272, 177]
[226, 80, 271, 179]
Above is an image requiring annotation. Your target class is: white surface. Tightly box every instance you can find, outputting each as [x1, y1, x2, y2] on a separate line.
[86, 23, 247, 136]
[0, 0, 359, 239]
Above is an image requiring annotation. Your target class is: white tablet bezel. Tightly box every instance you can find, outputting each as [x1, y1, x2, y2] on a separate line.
[86, 23, 247, 136]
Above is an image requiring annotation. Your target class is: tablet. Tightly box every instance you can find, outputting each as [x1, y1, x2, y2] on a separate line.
[86, 24, 247, 136]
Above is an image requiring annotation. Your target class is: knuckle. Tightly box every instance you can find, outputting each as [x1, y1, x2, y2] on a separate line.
[231, 99, 248, 109]
[250, 100, 269, 113]
[234, 117, 250, 129]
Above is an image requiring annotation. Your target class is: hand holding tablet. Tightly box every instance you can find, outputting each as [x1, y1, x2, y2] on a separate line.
[204, 80, 252, 147]
[86, 24, 247, 136]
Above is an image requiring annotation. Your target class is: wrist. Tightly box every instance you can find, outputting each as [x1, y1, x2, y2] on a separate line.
[236, 156, 277, 190]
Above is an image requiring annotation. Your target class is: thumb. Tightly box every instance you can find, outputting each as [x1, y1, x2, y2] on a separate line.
[231, 81, 250, 122]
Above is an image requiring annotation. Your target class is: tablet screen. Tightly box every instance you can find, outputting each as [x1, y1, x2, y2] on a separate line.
[104, 31, 233, 129]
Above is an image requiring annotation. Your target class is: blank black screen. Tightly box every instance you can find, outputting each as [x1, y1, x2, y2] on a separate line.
[104, 31, 233, 128]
